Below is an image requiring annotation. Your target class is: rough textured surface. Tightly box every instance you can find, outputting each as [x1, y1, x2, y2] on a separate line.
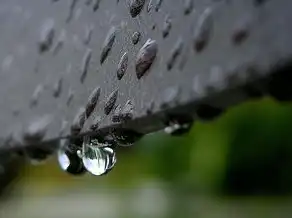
[0, 0, 291, 151]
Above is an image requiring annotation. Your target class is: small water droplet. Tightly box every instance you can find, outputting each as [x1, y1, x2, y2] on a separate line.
[52, 29, 66, 55]
[80, 48, 92, 83]
[85, 86, 101, 118]
[111, 129, 142, 147]
[155, 0, 163, 12]
[58, 140, 86, 175]
[167, 38, 183, 70]
[39, 19, 55, 53]
[66, 0, 78, 23]
[117, 52, 128, 80]
[30, 84, 44, 107]
[23, 115, 52, 143]
[81, 136, 117, 176]
[136, 38, 158, 79]
[100, 27, 116, 64]
[193, 7, 213, 52]
[53, 77, 63, 98]
[129, 0, 146, 17]
[104, 90, 118, 115]
[132, 31, 141, 44]
[164, 116, 193, 136]
[160, 86, 181, 109]
[184, 0, 194, 15]
[93, 0, 102, 11]
[71, 107, 86, 135]
[162, 15, 172, 38]
[84, 24, 94, 45]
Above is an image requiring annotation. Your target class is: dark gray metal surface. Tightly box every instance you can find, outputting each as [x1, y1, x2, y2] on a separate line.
[0, 0, 292, 151]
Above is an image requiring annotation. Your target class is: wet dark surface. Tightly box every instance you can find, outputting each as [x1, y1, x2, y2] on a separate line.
[0, 0, 291, 152]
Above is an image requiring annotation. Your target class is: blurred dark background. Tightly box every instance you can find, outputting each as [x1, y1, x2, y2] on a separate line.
[1, 97, 292, 218]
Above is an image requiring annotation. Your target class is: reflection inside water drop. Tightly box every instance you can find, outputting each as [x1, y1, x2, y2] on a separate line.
[58, 148, 70, 171]
[57, 141, 86, 175]
[81, 136, 117, 176]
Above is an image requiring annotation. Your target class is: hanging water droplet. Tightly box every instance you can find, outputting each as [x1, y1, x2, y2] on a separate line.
[57, 141, 86, 175]
[129, 0, 146, 17]
[132, 31, 141, 45]
[100, 27, 116, 64]
[164, 122, 191, 136]
[81, 136, 117, 176]
[111, 128, 142, 147]
[117, 52, 128, 80]
[136, 38, 158, 79]
[164, 115, 193, 136]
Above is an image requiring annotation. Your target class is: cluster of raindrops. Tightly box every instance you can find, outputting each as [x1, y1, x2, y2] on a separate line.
[57, 126, 143, 176]
[24, 0, 262, 177]
[57, 134, 119, 176]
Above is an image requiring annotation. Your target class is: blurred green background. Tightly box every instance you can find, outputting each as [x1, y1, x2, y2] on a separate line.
[2, 97, 292, 218]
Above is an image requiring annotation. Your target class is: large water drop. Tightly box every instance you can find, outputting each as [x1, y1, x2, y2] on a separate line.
[81, 137, 117, 176]
[57, 141, 86, 175]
